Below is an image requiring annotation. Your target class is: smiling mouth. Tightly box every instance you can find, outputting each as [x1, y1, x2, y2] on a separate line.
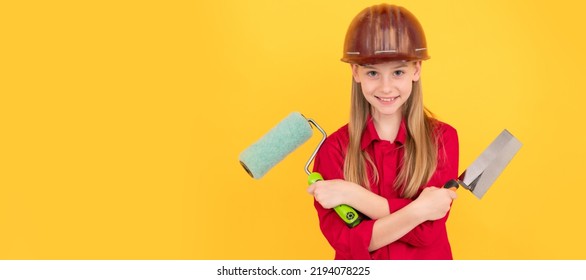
[376, 96, 399, 102]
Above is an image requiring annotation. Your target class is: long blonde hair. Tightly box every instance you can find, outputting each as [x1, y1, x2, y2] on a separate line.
[343, 78, 438, 199]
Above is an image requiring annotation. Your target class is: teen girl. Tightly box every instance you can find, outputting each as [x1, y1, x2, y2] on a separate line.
[307, 4, 459, 260]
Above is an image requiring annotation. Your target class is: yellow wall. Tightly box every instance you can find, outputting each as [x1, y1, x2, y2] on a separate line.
[1, 0, 585, 259]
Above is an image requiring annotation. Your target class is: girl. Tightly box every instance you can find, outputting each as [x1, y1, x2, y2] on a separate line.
[307, 4, 459, 260]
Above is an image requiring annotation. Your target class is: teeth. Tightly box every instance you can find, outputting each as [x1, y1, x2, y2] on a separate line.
[379, 96, 398, 102]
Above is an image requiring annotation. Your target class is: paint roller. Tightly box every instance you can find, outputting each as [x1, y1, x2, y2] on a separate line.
[239, 112, 362, 228]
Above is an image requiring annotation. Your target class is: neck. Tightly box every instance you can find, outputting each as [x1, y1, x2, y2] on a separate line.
[371, 111, 402, 142]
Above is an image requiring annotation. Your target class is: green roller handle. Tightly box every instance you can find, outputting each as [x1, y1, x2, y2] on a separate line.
[308, 172, 362, 228]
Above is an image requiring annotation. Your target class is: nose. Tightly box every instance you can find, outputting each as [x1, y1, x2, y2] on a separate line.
[381, 75, 394, 94]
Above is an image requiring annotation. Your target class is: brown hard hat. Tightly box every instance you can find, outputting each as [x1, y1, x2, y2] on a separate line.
[341, 4, 430, 64]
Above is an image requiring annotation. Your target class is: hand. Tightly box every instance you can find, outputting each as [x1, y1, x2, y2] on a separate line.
[307, 179, 358, 209]
[412, 187, 457, 221]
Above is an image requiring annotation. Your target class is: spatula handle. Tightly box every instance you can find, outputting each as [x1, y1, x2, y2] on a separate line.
[444, 179, 460, 191]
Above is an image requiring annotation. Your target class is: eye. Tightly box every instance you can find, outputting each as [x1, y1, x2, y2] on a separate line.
[393, 70, 405, 77]
[366, 71, 378, 77]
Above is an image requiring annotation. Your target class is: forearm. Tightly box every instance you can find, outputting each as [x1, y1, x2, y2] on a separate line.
[347, 187, 390, 220]
[369, 187, 456, 251]
[368, 202, 427, 251]
[353, 192, 446, 248]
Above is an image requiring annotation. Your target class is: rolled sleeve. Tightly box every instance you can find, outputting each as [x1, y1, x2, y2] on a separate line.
[315, 201, 375, 259]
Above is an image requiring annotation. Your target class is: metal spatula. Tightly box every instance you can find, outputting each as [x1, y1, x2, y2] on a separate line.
[444, 129, 522, 199]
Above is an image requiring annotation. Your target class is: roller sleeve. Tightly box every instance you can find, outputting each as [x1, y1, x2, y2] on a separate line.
[239, 112, 313, 179]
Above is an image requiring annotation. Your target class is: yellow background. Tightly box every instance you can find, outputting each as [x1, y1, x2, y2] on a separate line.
[1, 0, 585, 259]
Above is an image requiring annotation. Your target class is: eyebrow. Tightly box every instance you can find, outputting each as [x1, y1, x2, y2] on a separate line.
[361, 63, 408, 69]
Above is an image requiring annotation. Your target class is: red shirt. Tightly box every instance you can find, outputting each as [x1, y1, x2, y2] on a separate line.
[312, 117, 459, 260]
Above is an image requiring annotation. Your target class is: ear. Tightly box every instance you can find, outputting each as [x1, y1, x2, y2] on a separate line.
[351, 64, 361, 83]
[412, 61, 422, 82]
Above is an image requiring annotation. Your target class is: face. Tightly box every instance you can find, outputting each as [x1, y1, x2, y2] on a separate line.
[351, 60, 421, 120]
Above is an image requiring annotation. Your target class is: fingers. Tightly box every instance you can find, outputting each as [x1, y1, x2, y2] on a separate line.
[435, 186, 457, 200]
[307, 180, 325, 195]
[448, 189, 458, 200]
[424, 186, 457, 200]
[306, 183, 316, 195]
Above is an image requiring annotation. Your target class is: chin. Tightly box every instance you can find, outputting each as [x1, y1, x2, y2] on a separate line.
[375, 108, 401, 116]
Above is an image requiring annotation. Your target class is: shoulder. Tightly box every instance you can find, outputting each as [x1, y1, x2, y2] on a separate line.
[432, 120, 459, 162]
[329, 123, 350, 143]
[433, 120, 458, 141]
[312, 123, 350, 175]
[321, 123, 350, 152]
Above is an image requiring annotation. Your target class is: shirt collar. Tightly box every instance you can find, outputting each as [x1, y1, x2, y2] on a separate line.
[360, 116, 407, 150]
